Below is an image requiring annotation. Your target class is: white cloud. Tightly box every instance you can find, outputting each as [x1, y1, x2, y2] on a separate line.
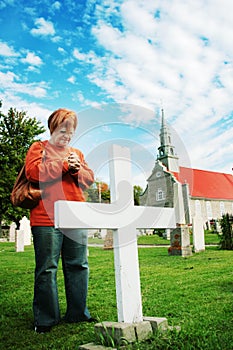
[58, 47, 66, 55]
[0, 71, 48, 98]
[67, 76, 76, 84]
[120, 1, 158, 37]
[52, 1, 61, 11]
[80, 0, 233, 173]
[1, 0, 232, 175]
[21, 52, 43, 66]
[30, 17, 55, 37]
[0, 41, 18, 57]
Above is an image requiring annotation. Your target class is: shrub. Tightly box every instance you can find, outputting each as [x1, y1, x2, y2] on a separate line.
[219, 213, 233, 250]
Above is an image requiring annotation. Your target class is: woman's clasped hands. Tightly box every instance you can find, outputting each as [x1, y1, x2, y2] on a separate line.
[67, 152, 81, 173]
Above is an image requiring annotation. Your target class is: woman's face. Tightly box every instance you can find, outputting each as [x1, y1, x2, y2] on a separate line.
[49, 125, 75, 148]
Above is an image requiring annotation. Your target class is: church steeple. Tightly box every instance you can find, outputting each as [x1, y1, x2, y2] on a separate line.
[157, 109, 179, 172]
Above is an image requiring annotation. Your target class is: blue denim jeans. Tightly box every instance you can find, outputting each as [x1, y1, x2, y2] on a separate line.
[32, 227, 91, 327]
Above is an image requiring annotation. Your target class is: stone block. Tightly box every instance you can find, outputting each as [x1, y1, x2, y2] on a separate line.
[143, 317, 168, 332]
[103, 230, 113, 250]
[79, 343, 116, 350]
[95, 321, 136, 346]
[134, 321, 152, 341]
[168, 226, 192, 257]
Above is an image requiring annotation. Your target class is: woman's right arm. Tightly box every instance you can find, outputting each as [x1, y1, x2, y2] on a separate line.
[25, 141, 69, 183]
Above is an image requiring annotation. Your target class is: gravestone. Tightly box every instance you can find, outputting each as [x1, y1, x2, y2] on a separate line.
[55, 144, 176, 324]
[103, 230, 113, 250]
[15, 230, 24, 252]
[164, 228, 171, 240]
[192, 214, 205, 252]
[168, 182, 192, 257]
[216, 221, 222, 234]
[9, 222, 16, 242]
[100, 229, 107, 239]
[168, 224, 192, 257]
[19, 216, 31, 245]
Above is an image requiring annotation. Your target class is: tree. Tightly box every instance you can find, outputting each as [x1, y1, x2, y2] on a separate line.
[134, 185, 143, 205]
[85, 181, 110, 203]
[85, 182, 143, 206]
[0, 102, 46, 229]
[219, 213, 233, 250]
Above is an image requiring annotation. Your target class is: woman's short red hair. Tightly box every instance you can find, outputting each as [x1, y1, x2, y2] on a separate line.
[48, 108, 78, 134]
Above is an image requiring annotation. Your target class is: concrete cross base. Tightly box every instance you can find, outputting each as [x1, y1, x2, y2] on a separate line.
[78, 320, 181, 350]
[79, 317, 181, 349]
[78, 317, 170, 350]
[143, 316, 168, 332]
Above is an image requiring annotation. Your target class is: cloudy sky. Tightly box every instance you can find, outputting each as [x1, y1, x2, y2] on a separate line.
[0, 0, 232, 186]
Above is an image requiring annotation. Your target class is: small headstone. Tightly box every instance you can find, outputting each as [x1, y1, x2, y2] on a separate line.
[216, 221, 222, 234]
[19, 216, 31, 245]
[168, 224, 192, 256]
[163, 228, 171, 240]
[15, 230, 24, 252]
[9, 222, 16, 242]
[100, 229, 108, 239]
[103, 230, 113, 250]
[192, 214, 205, 252]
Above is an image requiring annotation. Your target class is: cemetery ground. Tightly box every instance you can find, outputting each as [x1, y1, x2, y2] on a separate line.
[0, 235, 233, 350]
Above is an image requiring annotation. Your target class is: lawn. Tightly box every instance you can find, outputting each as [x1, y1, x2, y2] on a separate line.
[137, 230, 220, 246]
[0, 242, 232, 349]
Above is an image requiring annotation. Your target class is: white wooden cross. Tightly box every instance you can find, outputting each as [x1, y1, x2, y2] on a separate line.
[55, 144, 176, 323]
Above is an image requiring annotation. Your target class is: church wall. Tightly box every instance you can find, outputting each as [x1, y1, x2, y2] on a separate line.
[189, 197, 233, 226]
[141, 171, 175, 207]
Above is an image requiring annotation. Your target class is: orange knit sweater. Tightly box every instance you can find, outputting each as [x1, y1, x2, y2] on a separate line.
[25, 141, 94, 226]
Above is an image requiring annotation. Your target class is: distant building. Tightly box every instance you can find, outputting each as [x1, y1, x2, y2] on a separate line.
[140, 110, 233, 228]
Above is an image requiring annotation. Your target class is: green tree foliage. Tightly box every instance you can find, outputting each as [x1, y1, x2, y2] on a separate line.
[85, 182, 143, 205]
[219, 213, 233, 250]
[85, 181, 110, 203]
[134, 185, 143, 205]
[0, 102, 46, 229]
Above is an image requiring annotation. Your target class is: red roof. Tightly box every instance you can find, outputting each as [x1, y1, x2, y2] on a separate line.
[172, 167, 233, 200]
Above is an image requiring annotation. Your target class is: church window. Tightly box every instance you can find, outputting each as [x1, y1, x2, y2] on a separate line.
[220, 202, 225, 216]
[206, 201, 212, 219]
[156, 188, 165, 201]
[170, 148, 174, 155]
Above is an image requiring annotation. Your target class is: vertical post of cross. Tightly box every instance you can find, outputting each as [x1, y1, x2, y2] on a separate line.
[109, 145, 143, 323]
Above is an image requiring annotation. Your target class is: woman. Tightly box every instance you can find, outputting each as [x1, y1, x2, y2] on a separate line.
[25, 108, 95, 333]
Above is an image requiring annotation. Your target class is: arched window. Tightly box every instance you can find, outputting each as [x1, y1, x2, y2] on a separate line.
[156, 188, 165, 201]
[195, 200, 201, 215]
[206, 201, 212, 219]
[220, 202, 225, 216]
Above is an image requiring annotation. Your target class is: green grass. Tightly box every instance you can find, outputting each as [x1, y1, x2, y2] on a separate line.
[1, 242, 232, 349]
[137, 230, 220, 246]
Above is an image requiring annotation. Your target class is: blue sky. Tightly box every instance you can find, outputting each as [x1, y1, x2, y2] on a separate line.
[0, 0, 232, 187]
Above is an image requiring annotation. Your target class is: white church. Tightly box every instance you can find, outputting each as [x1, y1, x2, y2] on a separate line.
[140, 110, 233, 228]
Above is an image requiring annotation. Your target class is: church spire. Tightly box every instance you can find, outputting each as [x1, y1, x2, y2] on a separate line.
[157, 109, 179, 172]
[161, 108, 165, 128]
